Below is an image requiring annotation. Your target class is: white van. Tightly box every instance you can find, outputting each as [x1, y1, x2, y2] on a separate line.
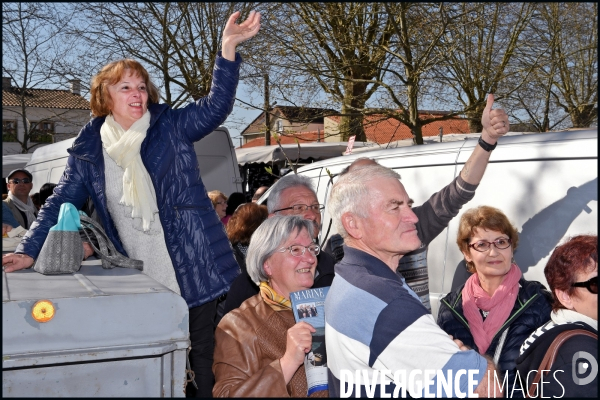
[25, 126, 243, 196]
[261, 129, 598, 318]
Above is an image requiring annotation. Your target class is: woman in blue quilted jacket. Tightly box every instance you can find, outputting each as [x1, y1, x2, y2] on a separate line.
[2, 10, 260, 397]
[437, 206, 552, 397]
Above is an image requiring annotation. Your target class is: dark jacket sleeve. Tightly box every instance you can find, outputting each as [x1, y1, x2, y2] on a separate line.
[313, 251, 336, 288]
[413, 175, 478, 245]
[436, 289, 476, 349]
[174, 52, 242, 143]
[16, 155, 91, 259]
[223, 270, 260, 315]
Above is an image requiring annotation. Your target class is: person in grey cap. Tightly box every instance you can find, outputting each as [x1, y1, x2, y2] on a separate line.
[3, 169, 37, 229]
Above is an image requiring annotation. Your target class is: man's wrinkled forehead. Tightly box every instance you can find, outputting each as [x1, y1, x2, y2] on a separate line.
[279, 186, 318, 207]
[367, 177, 411, 204]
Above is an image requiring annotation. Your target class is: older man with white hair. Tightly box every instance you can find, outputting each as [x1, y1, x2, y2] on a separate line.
[324, 94, 511, 397]
[324, 94, 510, 312]
[324, 164, 503, 397]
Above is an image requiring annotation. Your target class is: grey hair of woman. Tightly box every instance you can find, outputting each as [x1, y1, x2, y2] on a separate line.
[246, 215, 316, 286]
[329, 164, 402, 239]
[266, 174, 316, 214]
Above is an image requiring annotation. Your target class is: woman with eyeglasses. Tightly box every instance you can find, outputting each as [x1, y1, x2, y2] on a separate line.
[208, 190, 228, 221]
[516, 235, 597, 397]
[213, 215, 327, 397]
[437, 205, 552, 397]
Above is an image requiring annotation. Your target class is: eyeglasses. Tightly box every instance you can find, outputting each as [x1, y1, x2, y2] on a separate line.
[572, 276, 598, 294]
[215, 201, 226, 205]
[276, 244, 320, 257]
[468, 238, 512, 252]
[8, 178, 32, 185]
[273, 204, 324, 213]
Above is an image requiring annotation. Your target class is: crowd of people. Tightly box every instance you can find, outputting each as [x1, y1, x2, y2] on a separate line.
[2, 9, 596, 399]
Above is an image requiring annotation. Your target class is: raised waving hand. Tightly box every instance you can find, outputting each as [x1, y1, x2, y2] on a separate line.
[222, 11, 261, 61]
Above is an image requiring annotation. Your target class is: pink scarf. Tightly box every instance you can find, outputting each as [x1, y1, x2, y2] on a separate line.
[462, 263, 522, 354]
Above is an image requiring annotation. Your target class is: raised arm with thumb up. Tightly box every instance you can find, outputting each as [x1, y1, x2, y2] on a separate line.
[459, 94, 510, 184]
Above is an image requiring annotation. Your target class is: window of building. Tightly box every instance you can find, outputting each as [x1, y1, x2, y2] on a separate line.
[2, 120, 18, 142]
[30, 121, 54, 143]
[276, 120, 283, 133]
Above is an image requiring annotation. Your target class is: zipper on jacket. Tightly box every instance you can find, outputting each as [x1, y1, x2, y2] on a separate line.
[443, 291, 541, 347]
[442, 298, 471, 331]
[490, 293, 540, 344]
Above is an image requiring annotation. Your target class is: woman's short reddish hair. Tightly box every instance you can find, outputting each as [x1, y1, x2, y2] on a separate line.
[456, 205, 519, 273]
[544, 234, 598, 311]
[90, 59, 159, 117]
[226, 203, 269, 245]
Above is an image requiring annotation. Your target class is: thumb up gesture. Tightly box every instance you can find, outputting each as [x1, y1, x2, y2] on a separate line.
[481, 94, 509, 142]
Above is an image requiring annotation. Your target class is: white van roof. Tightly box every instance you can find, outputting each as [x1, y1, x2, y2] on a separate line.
[294, 129, 597, 173]
[2, 154, 33, 177]
[27, 137, 76, 166]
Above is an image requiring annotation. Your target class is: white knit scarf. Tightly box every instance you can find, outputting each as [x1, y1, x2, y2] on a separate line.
[100, 111, 158, 231]
[551, 308, 598, 331]
[7, 191, 38, 228]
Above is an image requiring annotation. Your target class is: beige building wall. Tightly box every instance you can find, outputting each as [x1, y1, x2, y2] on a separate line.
[2, 107, 90, 154]
[323, 117, 342, 142]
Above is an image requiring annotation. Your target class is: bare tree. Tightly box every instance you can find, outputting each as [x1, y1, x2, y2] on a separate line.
[74, 2, 256, 108]
[2, 3, 81, 153]
[507, 3, 597, 131]
[430, 2, 538, 133]
[542, 3, 597, 128]
[355, 2, 464, 145]
[251, 3, 395, 142]
[505, 4, 567, 132]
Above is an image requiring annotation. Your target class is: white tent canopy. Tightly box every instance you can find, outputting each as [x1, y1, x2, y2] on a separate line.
[2, 154, 33, 177]
[235, 142, 370, 165]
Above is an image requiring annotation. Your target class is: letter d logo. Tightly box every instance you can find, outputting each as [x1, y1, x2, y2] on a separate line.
[572, 351, 598, 385]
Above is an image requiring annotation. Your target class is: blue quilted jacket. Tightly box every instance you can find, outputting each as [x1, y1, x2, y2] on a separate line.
[17, 53, 242, 309]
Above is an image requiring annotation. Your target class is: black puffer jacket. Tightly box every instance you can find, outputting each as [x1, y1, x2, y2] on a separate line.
[516, 321, 597, 397]
[437, 278, 552, 397]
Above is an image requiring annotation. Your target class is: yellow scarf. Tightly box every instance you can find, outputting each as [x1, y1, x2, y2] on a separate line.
[259, 282, 292, 312]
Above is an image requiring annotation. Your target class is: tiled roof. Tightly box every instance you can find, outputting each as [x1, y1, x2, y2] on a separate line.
[239, 131, 326, 148]
[327, 112, 470, 143]
[241, 106, 339, 135]
[2, 88, 90, 110]
[276, 105, 339, 122]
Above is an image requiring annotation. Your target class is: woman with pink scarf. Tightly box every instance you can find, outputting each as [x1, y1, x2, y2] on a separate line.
[437, 206, 552, 397]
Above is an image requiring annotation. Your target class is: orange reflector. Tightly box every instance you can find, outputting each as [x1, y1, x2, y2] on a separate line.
[32, 300, 55, 323]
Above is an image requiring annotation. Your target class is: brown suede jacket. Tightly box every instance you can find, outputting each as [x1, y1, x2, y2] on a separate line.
[213, 293, 327, 397]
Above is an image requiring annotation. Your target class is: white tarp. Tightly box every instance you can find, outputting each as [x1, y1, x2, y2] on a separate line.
[236, 141, 370, 165]
[2, 154, 32, 177]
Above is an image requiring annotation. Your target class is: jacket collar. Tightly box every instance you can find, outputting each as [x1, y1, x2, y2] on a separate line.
[338, 245, 402, 283]
[68, 103, 169, 164]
